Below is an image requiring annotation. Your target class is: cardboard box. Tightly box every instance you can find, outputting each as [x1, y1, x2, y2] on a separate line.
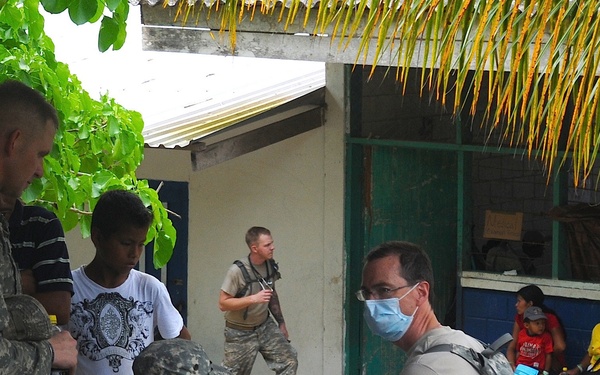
[483, 210, 523, 241]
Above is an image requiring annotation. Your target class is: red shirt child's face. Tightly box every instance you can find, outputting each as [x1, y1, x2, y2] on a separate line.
[524, 318, 546, 336]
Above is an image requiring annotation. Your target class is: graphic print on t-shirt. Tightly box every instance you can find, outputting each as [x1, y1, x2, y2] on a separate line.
[520, 341, 542, 361]
[70, 292, 153, 372]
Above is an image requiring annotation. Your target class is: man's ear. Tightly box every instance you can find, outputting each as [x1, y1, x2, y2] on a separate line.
[414, 281, 430, 305]
[90, 227, 102, 247]
[4, 129, 21, 157]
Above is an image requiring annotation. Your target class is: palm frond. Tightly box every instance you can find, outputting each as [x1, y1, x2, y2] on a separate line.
[177, 0, 600, 187]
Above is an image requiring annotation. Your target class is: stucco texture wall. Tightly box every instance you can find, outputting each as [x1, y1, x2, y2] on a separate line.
[188, 126, 341, 374]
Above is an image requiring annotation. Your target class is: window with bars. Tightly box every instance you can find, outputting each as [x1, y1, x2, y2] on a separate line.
[468, 153, 600, 282]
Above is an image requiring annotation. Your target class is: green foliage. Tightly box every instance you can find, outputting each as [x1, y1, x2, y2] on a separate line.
[0, 0, 176, 269]
[68, 0, 98, 26]
[40, 0, 128, 52]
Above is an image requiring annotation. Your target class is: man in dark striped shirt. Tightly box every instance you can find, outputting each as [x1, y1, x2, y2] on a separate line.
[5, 198, 73, 325]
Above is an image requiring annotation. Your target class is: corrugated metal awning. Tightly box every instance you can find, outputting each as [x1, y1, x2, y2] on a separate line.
[43, 7, 326, 149]
[141, 58, 325, 148]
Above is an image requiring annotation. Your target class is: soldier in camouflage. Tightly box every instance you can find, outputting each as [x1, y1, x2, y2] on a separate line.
[132, 339, 231, 375]
[218, 227, 298, 375]
[0, 80, 77, 373]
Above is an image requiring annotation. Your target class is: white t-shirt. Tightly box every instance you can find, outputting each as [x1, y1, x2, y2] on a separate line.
[402, 326, 485, 375]
[69, 266, 184, 375]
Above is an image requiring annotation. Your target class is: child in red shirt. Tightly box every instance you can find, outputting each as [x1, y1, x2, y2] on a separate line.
[517, 306, 554, 374]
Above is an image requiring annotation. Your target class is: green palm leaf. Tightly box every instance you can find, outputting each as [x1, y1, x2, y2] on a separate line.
[173, 0, 600, 187]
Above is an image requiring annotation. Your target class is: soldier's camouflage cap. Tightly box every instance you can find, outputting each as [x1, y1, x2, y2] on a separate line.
[133, 338, 232, 375]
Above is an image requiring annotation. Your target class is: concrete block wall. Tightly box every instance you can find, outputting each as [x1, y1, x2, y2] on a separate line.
[462, 287, 600, 368]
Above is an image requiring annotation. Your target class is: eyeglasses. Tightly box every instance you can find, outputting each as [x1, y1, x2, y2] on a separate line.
[355, 284, 413, 301]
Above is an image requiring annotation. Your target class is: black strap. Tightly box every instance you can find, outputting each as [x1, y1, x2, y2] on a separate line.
[233, 259, 254, 298]
[248, 255, 271, 284]
[234, 258, 278, 298]
[232, 258, 278, 320]
[481, 333, 513, 356]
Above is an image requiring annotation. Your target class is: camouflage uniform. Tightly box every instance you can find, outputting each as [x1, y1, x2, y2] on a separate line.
[223, 318, 298, 375]
[132, 338, 231, 375]
[0, 216, 53, 374]
[221, 257, 298, 375]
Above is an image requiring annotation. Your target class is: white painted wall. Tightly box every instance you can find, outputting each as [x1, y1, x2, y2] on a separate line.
[66, 64, 346, 374]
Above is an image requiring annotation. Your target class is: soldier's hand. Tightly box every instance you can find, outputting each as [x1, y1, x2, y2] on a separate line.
[253, 289, 273, 304]
[49, 330, 77, 373]
[279, 322, 290, 340]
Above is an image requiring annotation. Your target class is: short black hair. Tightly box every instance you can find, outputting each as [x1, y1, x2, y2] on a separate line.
[91, 190, 153, 238]
[245, 226, 271, 247]
[365, 241, 435, 303]
[0, 80, 59, 136]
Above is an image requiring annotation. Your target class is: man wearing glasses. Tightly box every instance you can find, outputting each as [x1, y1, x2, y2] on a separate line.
[358, 240, 484, 374]
[218, 226, 298, 375]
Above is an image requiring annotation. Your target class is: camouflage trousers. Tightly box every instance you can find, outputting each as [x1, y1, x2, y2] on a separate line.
[223, 318, 298, 375]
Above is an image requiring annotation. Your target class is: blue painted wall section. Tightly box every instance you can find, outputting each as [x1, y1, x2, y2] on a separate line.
[144, 180, 189, 325]
[462, 287, 600, 367]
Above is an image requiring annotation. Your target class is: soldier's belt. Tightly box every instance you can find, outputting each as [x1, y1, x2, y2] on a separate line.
[225, 320, 267, 331]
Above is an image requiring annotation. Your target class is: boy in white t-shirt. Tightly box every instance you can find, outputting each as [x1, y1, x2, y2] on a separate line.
[68, 189, 191, 375]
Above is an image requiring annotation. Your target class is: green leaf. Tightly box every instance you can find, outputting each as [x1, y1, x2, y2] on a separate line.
[115, 0, 129, 21]
[137, 186, 155, 207]
[40, 0, 70, 14]
[112, 20, 126, 50]
[153, 226, 176, 269]
[91, 170, 118, 197]
[23, 0, 44, 40]
[98, 16, 119, 52]
[80, 214, 92, 239]
[0, 4, 24, 30]
[107, 116, 120, 136]
[146, 225, 156, 246]
[106, 0, 121, 12]
[60, 209, 80, 232]
[88, 0, 104, 23]
[18, 58, 29, 71]
[77, 122, 90, 139]
[110, 2, 129, 51]
[21, 178, 43, 202]
[68, 0, 98, 25]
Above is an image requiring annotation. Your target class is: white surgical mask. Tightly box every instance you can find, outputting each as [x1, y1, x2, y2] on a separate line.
[363, 283, 419, 342]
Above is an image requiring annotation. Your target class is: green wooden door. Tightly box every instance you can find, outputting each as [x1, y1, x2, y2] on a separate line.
[346, 144, 458, 374]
